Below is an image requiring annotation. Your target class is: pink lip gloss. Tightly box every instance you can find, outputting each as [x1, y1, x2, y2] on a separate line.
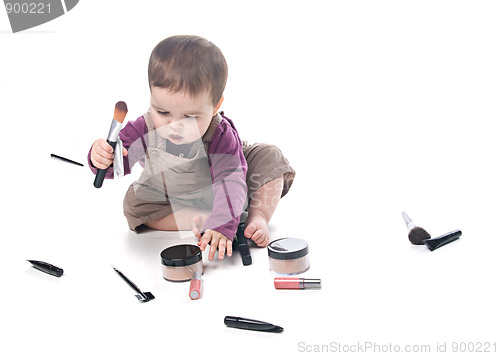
[189, 271, 202, 300]
[274, 277, 321, 290]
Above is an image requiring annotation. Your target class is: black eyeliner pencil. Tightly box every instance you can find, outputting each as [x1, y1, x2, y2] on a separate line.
[51, 153, 84, 167]
[224, 316, 283, 333]
[27, 260, 64, 277]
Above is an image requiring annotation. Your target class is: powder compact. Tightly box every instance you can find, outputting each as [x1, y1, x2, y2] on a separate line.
[161, 244, 203, 282]
[267, 237, 310, 275]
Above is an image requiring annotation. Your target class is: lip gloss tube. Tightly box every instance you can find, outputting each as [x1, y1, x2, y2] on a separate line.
[274, 277, 321, 289]
[189, 271, 202, 300]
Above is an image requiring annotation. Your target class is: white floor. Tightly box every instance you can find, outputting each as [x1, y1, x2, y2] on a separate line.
[1, 1, 499, 355]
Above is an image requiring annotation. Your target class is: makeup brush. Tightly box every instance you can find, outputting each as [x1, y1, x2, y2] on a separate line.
[112, 266, 155, 303]
[402, 211, 431, 245]
[93, 101, 128, 188]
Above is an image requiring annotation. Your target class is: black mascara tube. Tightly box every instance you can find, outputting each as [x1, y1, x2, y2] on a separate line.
[234, 223, 252, 266]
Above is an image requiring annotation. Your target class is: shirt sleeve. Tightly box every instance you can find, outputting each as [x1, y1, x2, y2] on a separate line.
[203, 117, 248, 240]
[87, 116, 148, 178]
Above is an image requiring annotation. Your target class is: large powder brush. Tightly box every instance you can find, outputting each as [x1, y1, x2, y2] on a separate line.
[93, 101, 128, 188]
[402, 211, 431, 245]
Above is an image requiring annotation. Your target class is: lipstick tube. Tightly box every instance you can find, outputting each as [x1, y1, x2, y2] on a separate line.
[274, 277, 321, 289]
[189, 271, 202, 300]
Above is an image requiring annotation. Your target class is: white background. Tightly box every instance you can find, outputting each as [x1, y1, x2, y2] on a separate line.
[1, 1, 499, 355]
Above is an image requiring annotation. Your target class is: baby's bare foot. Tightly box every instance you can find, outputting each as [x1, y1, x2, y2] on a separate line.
[244, 214, 270, 247]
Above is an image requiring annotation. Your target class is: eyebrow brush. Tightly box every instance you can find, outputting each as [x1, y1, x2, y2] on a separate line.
[112, 266, 155, 303]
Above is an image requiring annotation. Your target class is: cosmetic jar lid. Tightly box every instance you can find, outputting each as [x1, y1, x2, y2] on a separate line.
[267, 238, 309, 260]
[161, 244, 202, 267]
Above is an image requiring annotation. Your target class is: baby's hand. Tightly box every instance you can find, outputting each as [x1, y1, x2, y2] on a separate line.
[90, 138, 128, 169]
[197, 229, 232, 261]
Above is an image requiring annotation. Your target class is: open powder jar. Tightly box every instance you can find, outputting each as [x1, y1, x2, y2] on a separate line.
[161, 244, 203, 282]
[267, 237, 310, 275]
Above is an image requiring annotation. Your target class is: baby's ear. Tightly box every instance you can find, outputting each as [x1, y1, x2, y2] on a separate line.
[213, 96, 225, 116]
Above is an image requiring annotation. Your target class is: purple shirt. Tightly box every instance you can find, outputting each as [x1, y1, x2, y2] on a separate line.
[88, 115, 248, 239]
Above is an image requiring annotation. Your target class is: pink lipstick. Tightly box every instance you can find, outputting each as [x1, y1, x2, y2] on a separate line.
[274, 277, 321, 290]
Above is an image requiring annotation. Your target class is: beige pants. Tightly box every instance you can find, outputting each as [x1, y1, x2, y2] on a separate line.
[123, 142, 295, 231]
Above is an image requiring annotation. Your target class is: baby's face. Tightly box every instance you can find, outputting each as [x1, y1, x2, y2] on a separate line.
[150, 86, 217, 145]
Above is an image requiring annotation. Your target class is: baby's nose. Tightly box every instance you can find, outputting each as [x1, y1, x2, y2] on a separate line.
[168, 117, 184, 128]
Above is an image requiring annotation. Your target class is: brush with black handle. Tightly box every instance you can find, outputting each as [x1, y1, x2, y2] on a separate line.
[93, 101, 128, 188]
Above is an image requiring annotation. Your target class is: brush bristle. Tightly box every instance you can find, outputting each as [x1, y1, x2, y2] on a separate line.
[408, 226, 431, 245]
[114, 101, 128, 123]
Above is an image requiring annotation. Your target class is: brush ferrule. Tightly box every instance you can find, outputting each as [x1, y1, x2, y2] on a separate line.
[402, 211, 416, 231]
[113, 139, 124, 178]
[107, 119, 122, 143]
[406, 221, 416, 230]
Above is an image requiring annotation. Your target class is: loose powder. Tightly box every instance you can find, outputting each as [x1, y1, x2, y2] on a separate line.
[161, 244, 203, 282]
[267, 238, 310, 275]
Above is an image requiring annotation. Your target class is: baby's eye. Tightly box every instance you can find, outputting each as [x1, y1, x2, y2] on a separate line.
[157, 110, 169, 116]
[185, 114, 198, 119]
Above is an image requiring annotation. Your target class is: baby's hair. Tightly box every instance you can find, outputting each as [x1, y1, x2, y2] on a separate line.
[148, 35, 228, 106]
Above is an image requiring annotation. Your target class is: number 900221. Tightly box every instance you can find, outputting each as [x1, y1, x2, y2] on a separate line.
[5, 2, 52, 14]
